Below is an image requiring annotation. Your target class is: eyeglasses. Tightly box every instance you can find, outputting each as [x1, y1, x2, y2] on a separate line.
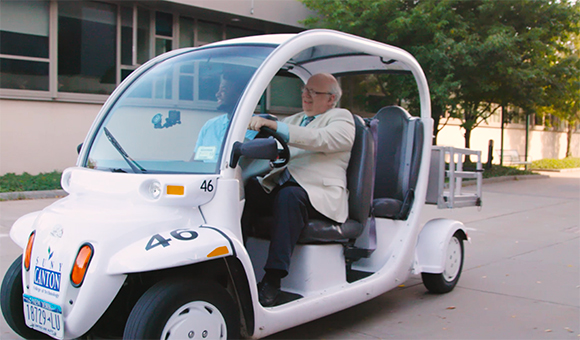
[301, 86, 333, 97]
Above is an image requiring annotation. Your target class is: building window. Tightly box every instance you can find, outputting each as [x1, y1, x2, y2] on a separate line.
[226, 26, 260, 39]
[269, 73, 302, 113]
[0, 0, 50, 91]
[137, 8, 151, 65]
[198, 21, 222, 46]
[155, 11, 173, 56]
[179, 17, 195, 48]
[58, 1, 117, 94]
[120, 6, 133, 66]
[0, 1, 274, 102]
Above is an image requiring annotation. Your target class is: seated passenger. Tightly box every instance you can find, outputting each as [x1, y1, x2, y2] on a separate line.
[243, 73, 355, 306]
[193, 72, 257, 162]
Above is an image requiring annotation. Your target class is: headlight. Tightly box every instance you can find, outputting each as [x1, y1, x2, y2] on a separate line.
[140, 180, 162, 200]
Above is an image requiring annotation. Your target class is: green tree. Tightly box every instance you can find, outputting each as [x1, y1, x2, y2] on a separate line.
[301, 0, 580, 149]
[301, 0, 460, 144]
[449, 0, 579, 149]
[538, 51, 580, 157]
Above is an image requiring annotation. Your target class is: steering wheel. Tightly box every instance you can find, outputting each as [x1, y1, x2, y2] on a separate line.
[257, 126, 290, 168]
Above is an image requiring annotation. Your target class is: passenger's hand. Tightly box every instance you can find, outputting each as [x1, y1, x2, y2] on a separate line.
[248, 116, 277, 131]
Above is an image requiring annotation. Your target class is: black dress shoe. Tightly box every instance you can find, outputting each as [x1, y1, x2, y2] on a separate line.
[258, 280, 281, 307]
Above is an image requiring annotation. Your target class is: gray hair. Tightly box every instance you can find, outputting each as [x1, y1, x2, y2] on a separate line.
[328, 80, 342, 107]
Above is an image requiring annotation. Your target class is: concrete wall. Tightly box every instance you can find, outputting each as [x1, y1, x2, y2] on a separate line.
[167, 0, 314, 27]
[437, 120, 580, 164]
[1, 100, 578, 175]
[0, 100, 101, 175]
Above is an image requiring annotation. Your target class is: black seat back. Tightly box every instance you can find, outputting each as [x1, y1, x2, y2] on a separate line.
[347, 115, 375, 224]
[298, 114, 375, 243]
[373, 106, 424, 220]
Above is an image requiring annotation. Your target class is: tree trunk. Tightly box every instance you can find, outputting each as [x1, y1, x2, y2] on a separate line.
[432, 104, 443, 145]
[464, 128, 473, 164]
[566, 123, 573, 158]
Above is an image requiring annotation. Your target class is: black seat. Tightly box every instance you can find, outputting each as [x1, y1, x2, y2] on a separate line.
[372, 106, 424, 220]
[297, 115, 375, 243]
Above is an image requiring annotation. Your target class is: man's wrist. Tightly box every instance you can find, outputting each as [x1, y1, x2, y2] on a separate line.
[276, 122, 290, 142]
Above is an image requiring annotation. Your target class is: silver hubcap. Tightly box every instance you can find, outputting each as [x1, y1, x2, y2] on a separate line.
[443, 236, 462, 282]
[161, 301, 227, 340]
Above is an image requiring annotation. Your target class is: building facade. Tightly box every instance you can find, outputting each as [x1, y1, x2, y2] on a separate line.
[0, 0, 311, 175]
[1, 0, 576, 175]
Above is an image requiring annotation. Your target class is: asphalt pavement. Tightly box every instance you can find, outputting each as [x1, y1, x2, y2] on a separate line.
[1, 171, 578, 339]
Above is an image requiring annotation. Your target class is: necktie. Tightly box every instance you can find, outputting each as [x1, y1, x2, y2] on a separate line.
[301, 115, 315, 126]
[278, 115, 315, 186]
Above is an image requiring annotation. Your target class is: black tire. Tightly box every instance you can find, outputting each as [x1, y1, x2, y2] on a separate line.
[422, 232, 465, 294]
[123, 279, 240, 340]
[1, 255, 50, 339]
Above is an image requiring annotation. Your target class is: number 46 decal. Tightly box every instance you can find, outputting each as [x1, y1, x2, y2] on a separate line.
[200, 180, 214, 192]
[146, 229, 199, 251]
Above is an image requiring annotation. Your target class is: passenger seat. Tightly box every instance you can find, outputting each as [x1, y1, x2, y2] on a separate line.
[372, 106, 424, 220]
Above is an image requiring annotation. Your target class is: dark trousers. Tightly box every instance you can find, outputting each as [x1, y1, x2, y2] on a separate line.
[242, 178, 330, 276]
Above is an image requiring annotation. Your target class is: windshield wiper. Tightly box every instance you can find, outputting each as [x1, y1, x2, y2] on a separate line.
[103, 127, 147, 173]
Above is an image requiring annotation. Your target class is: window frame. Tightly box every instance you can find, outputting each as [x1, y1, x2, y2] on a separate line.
[0, 0, 53, 99]
[0, 1, 271, 105]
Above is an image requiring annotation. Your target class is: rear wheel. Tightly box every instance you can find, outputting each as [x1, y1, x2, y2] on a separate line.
[422, 232, 464, 294]
[124, 279, 240, 340]
[1, 255, 50, 339]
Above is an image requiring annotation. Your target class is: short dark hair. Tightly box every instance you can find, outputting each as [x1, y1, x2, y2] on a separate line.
[221, 70, 252, 95]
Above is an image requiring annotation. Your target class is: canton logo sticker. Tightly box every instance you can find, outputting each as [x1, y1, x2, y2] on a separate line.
[34, 267, 61, 292]
[33, 247, 63, 294]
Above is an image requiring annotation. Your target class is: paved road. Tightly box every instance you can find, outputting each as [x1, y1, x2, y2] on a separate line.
[1, 172, 578, 339]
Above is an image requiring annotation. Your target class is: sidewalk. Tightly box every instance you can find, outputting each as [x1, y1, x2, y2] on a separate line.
[269, 170, 580, 339]
[1, 171, 578, 340]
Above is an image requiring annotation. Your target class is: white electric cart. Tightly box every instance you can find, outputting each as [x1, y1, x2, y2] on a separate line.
[1, 29, 481, 340]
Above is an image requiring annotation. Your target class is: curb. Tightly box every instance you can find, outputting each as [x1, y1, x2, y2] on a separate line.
[480, 173, 549, 184]
[0, 173, 552, 201]
[461, 174, 549, 187]
[0, 190, 68, 201]
[531, 167, 580, 173]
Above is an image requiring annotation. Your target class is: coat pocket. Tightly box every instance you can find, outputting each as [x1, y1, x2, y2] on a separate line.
[322, 178, 346, 188]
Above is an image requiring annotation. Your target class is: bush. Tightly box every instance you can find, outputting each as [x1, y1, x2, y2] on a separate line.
[531, 157, 580, 170]
[0, 171, 62, 193]
[482, 165, 534, 178]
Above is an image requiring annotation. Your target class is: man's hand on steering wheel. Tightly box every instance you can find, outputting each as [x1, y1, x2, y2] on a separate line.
[248, 116, 277, 131]
[256, 127, 289, 168]
[248, 116, 289, 168]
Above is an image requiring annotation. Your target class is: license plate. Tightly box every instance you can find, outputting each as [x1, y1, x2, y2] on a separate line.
[23, 294, 64, 339]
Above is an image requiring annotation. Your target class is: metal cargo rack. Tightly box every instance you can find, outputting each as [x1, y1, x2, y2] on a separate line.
[426, 146, 483, 209]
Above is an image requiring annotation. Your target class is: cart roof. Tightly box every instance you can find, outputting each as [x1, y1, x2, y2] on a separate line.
[206, 30, 414, 78]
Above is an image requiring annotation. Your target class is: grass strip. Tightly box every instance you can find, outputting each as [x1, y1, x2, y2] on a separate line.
[531, 157, 580, 170]
[0, 171, 63, 193]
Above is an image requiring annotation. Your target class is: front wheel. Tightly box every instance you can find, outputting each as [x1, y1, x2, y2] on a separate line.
[1, 255, 50, 339]
[124, 279, 240, 340]
[422, 231, 465, 294]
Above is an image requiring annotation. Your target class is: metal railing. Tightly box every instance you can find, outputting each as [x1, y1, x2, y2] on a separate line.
[426, 146, 483, 209]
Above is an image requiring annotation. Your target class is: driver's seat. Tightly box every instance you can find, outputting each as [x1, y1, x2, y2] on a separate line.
[297, 115, 375, 244]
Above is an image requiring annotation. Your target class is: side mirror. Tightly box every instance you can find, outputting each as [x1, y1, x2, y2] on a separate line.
[77, 143, 83, 155]
[230, 138, 278, 168]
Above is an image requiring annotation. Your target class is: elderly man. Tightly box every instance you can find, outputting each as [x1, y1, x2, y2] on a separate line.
[244, 73, 355, 306]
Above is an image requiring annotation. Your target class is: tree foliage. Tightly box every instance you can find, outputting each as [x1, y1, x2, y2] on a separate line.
[301, 0, 580, 148]
[537, 33, 580, 157]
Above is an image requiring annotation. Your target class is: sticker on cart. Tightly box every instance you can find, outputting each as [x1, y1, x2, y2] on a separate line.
[194, 146, 217, 161]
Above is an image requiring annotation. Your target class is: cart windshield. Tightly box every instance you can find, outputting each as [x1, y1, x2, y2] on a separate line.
[84, 45, 274, 174]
